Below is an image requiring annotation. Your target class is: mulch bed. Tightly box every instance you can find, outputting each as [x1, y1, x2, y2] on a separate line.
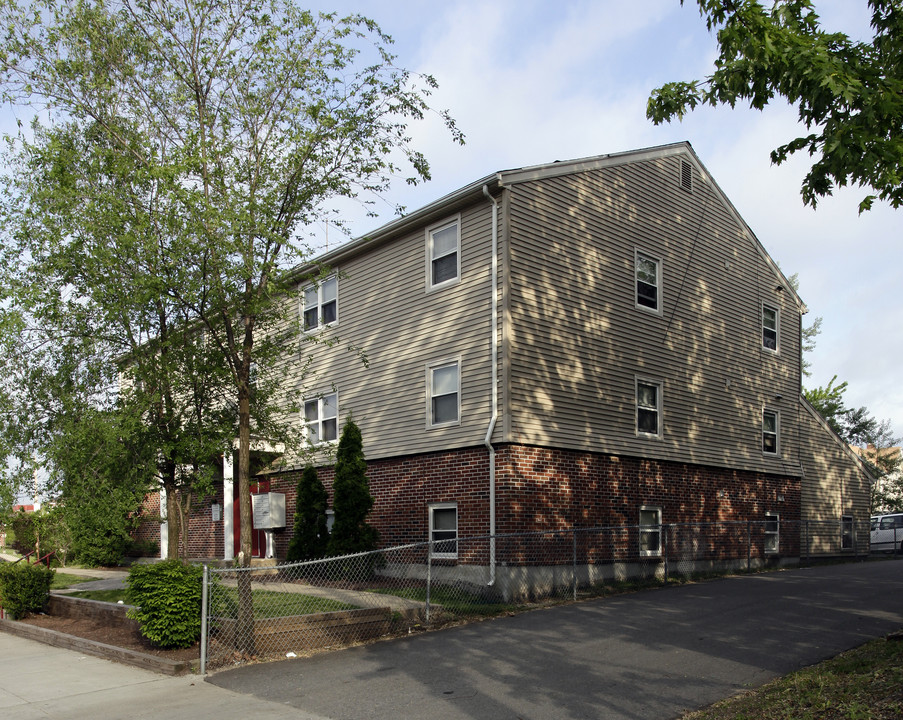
[17, 613, 200, 663]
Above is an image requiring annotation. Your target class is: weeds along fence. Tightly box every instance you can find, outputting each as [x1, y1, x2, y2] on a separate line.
[200, 518, 864, 672]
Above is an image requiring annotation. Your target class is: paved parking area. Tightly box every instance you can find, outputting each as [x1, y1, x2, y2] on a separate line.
[209, 560, 903, 720]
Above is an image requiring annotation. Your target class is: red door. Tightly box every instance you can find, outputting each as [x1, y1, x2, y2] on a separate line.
[233, 480, 270, 558]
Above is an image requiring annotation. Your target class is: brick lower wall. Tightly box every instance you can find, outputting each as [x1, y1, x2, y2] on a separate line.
[262, 443, 801, 562]
[131, 485, 225, 559]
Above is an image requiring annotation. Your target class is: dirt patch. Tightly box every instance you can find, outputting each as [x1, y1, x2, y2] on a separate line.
[18, 613, 199, 664]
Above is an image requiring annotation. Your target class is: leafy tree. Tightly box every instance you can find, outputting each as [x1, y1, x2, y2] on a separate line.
[328, 419, 378, 557]
[648, 0, 903, 211]
[51, 405, 155, 567]
[286, 466, 329, 562]
[0, 0, 458, 652]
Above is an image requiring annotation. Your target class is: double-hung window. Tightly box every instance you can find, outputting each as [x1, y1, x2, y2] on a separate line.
[303, 276, 338, 331]
[427, 218, 460, 290]
[639, 506, 662, 557]
[304, 392, 338, 444]
[763, 409, 779, 455]
[429, 360, 460, 427]
[636, 379, 662, 437]
[764, 512, 780, 554]
[841, 515, 854, 550]
[762, 304, 779, 351]
[635, 251, 661, 313]
[429, 503, 458, 559]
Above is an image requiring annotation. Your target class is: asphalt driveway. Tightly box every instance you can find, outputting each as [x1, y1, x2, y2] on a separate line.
[208, 559, 903, 720]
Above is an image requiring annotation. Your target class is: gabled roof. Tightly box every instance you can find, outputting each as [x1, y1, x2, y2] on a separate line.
[290, 142, 805, 313]
[800, 394, 876, 481]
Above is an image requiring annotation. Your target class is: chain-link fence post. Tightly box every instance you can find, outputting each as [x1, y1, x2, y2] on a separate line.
[746, 520, 751, 571]
[426, 540, 432, 625]
[804, 520, 809, 566]
[572, 529, 578, 601]
[200, 564, 209, 675]
[662, 525, 669, 585]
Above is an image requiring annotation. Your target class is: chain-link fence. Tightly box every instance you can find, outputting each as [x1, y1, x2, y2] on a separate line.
[200, 517, 866, 672]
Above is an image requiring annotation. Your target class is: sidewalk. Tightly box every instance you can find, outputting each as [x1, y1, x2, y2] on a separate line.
[0, 632, 327, 720]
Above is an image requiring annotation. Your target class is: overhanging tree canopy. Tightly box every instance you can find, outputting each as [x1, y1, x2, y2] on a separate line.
[648, 0, 903, 212]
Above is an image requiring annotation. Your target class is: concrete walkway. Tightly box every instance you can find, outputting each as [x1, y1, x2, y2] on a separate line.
[0, 632, 325, 720]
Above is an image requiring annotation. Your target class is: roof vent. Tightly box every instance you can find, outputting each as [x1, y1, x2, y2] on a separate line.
[680, 159, 693, 193]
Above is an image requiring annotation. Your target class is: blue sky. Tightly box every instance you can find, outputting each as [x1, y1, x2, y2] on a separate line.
[2, 0, 898, 450]
[295, 0, 901, 439]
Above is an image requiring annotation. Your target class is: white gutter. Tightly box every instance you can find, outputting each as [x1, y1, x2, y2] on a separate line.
[482, 184, 499, 586]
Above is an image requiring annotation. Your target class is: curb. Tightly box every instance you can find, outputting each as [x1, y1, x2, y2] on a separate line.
[0, 619, 195, 676]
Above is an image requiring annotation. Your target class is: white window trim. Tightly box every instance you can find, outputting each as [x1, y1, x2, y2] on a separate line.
[636, 377, 663, 439]
[428, 502, 458, 560]
[303, 391, 339, 446]
[639, 505, 662, 558]
[762, 408, 780, 456]
[764, 512, 780, 554]
[425, 215, 461, 292]
[635, 249, 663, 315]
[301, 275, 339, 332]
[426, 358, 461, 429]
[762, 303, 779, 353]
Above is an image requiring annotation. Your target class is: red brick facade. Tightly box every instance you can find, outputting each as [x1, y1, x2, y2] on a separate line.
[262, 443, 801, 562]
[134, 443, 801, 562]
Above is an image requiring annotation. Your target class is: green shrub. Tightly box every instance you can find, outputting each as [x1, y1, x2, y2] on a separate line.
[126, 560, 203, 648]
[0, 562, 55, 619]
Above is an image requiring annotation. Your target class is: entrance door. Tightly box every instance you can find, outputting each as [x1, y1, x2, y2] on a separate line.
[232, 480, 270, 558]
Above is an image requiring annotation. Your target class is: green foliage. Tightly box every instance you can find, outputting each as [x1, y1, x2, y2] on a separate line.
[0, 561, 55, 619]
[51, 405, 155, 567]
[286, 466, 330, 562]
[648, 0, 903, 212]
[804, 375, 902, 512]
[126, 559, 204, 649]
[9, 507, 70, 564]
[328, 419, 378, 557]
[0, 0, 459, 572]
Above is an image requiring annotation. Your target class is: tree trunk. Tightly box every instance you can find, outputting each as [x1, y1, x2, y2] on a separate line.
[166, 484, 181, 560]
[235, 381, 255, 656]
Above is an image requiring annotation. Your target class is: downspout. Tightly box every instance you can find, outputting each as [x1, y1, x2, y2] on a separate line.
[483, 184, 499, 586]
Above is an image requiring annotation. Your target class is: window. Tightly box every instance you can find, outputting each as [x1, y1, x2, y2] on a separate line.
[763, 409, 779, 455]
[304, 392, 338, 444]
[635, 251, 661, 312]
[765, 512, 780, 554]
[841, 515, 854, 550]
[428, 360, 460, 427]
[429, 503, 458, 559]
[636, 379, 662, 437]
[639, 506, 662, 557]
[762, 304, 779, 351]
[303, 276, 338, 331]
[427, 218, 460, 290]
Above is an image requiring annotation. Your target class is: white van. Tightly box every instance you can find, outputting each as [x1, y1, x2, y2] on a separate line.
[870, 513, 903, 552]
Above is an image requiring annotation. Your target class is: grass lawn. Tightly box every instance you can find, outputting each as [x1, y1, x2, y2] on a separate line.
[211, 587, 358, 619]
[683, 634, 903, 720]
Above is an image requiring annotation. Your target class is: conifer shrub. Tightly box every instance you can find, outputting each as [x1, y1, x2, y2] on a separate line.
[286, 465, 330, 562]
[327, 419, 379, 558]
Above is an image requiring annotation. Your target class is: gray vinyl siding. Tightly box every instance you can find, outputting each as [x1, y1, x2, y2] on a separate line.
[504, 153, 803, 476]
[799, 399, 871, 553]
[281, 200, 495, 463]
